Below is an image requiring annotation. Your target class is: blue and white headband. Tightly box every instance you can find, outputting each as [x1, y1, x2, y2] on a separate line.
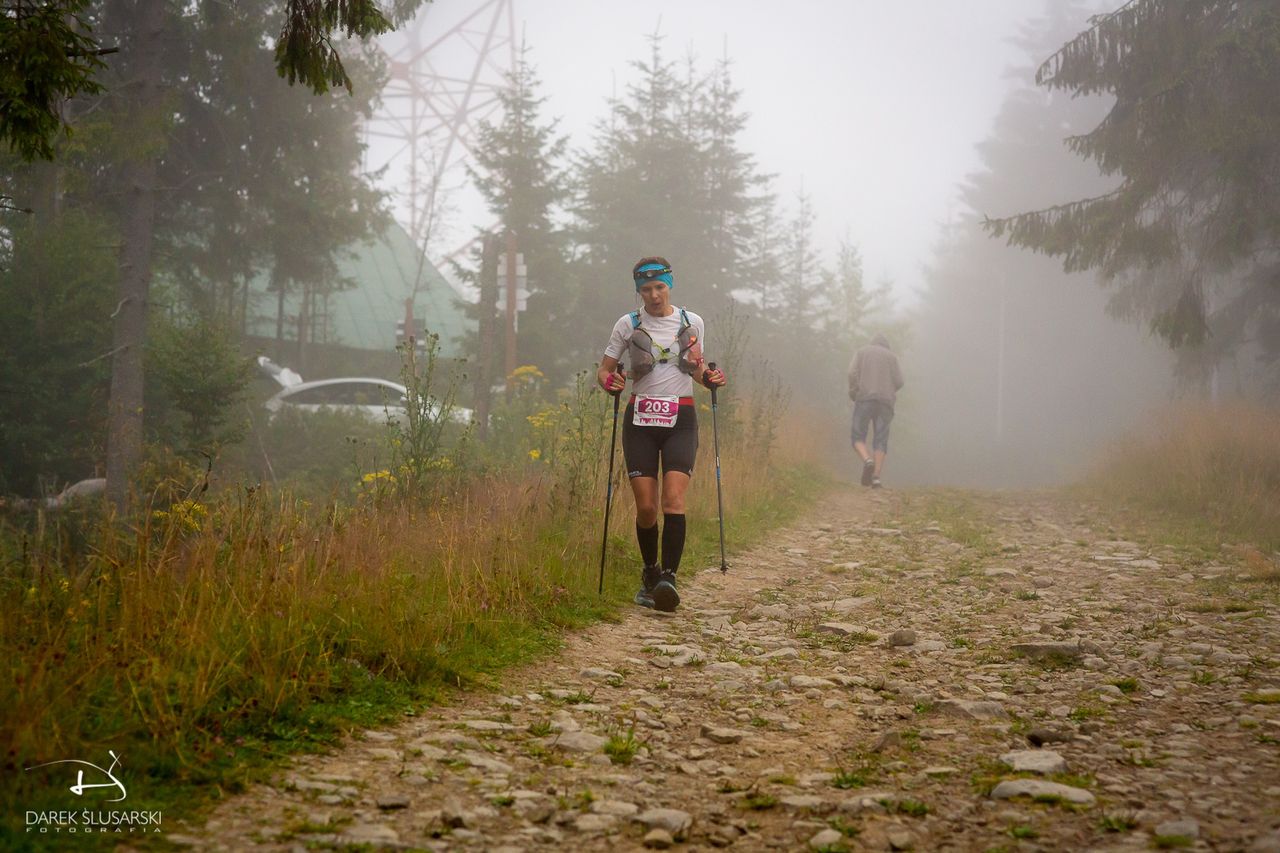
[633, 263, 674, 291]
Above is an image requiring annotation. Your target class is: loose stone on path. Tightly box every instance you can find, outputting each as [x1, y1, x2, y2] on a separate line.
[1000, 749, 1068, 775]
[990, 779, 1096, 806]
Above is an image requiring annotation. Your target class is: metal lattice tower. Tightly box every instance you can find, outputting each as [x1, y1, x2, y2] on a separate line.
[366, 0, 517, 248]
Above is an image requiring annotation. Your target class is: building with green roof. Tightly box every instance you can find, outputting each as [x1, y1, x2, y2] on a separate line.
[246, 222, 473, 365]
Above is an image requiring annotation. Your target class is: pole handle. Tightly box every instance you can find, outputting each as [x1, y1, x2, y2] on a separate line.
[707, 362, 718, 404]
[608, 361, 625, 396]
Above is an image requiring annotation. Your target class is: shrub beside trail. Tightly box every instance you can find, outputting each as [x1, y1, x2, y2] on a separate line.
[1084, 402, 1280, 554]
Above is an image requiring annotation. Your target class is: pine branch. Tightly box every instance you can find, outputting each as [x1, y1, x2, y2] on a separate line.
[1036, 0, 1168, 92]
[1, 195, 34, 214]
[982, 187, 1127, 237]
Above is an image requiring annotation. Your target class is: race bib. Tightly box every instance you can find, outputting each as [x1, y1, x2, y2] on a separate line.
[633, 395, 680, 428]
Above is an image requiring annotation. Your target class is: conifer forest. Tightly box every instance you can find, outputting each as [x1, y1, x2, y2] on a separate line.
[2, 1, 1278, 850]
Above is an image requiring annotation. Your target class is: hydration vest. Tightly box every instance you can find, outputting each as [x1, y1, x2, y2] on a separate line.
[627, 308, 702, 379]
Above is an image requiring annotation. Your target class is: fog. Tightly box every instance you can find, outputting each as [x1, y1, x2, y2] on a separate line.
[12, 0, 1268, 499]
[364, 0, 1181, 490]
[887, 3, 1177, 488]
[378, 0, 1043, 305]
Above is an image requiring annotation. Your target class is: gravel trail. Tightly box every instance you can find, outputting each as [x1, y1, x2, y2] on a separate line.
[175, 486, 1280, 852]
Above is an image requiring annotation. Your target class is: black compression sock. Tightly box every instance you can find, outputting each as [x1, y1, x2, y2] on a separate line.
[636, 522, 659, 567]
[661, 513, 686, 574]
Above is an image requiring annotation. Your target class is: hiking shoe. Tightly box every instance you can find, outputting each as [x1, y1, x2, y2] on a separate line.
[871, 477, 883, 489]
[861, 458, 875, 486]
[652, 570, 680, 612]
[634, 564, 661, 608]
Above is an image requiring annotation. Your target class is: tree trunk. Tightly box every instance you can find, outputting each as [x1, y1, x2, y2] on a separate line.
[104, 0, 167, 510]
[296, 281, 309, 371]
[30, 160, 59, 222]
[274, 270, 286, 360]
[474, 233, 500, 440]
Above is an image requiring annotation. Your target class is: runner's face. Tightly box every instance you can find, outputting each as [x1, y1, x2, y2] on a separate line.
[639, 280, 671, 315]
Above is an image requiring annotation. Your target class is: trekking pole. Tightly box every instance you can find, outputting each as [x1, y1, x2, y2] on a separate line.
[708, 362, 728, 573]
[598, 364, 624, 595]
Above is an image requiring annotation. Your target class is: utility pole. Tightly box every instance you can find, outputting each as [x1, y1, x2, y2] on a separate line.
[474, 233, 500, 437]
[504, 230, 517, 395]
[996, 274, 1007, 444]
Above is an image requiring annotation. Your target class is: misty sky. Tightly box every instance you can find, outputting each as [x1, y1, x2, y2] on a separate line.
[376, 0, 1096, 307]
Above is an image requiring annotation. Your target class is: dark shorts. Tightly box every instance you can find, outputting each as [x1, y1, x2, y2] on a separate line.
[851, 399, 894, 453]
[623, 404, 699, 478]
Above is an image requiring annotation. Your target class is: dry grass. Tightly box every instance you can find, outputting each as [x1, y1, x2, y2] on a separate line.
[1, 395, 832, 841]
[1086, 401, 1280, 553]
[5, 478, 596, 763]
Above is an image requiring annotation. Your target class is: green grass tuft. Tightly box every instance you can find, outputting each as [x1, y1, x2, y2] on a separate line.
[603, 728, 640, 765]
[739, 793, 778, 811]
[1098, 812, 1138, 833]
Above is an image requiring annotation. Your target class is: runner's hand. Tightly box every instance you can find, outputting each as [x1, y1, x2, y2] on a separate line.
[603, 369, 626, 395]
[703, 367, 726, 387]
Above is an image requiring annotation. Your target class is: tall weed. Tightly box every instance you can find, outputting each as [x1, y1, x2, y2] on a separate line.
[1, 363, 830, 842]
[389, 333, 469, 500]
[1085, 401, 1280, 551]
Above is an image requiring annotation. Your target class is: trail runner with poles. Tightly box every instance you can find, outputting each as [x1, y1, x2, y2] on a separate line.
[597, 257, 727, 612]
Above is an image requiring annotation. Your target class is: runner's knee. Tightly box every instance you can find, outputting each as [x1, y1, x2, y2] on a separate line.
[634, 490, 660, 526]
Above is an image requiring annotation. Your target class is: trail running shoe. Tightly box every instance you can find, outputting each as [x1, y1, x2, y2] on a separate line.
[861, 458, 875, 486]
[871, 477, 883, 489]
[634, 564, 661, 608]
[652, 571, 680, 612]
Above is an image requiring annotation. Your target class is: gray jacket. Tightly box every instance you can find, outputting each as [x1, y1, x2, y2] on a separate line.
[848, 336, 904, 407]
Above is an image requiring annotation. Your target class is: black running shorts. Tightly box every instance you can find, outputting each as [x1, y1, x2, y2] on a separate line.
[622, 403, 699, 478]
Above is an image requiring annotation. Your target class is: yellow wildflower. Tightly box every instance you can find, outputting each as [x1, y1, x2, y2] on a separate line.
[526, 408, 558, 429]
[158, 499, 208, 533]
[528, 449, 542, 461]
[510, 364, 545, 388]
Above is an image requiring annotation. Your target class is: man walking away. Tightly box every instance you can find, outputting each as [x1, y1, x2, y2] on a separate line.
[848, 333, 904, 488]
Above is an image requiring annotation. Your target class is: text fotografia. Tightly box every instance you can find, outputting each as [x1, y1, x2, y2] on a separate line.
[26, 810, 163, 834]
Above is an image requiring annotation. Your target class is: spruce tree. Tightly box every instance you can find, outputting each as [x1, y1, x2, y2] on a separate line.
[740, 199, 783, 313]
[985, 0, 1280, 396]
[575, 34, 709, 348]
[696, 55, 770, 309]
[468, 46, 570, 380]
[570, 36, 773, 372]
[826, 239, 886, 345]
[777, 187, 824, 335]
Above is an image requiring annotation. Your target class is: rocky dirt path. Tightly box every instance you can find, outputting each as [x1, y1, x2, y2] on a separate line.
[175, 486, 1280, 852]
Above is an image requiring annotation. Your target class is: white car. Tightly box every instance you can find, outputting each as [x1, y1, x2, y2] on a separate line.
[257, 358, 471, 425]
